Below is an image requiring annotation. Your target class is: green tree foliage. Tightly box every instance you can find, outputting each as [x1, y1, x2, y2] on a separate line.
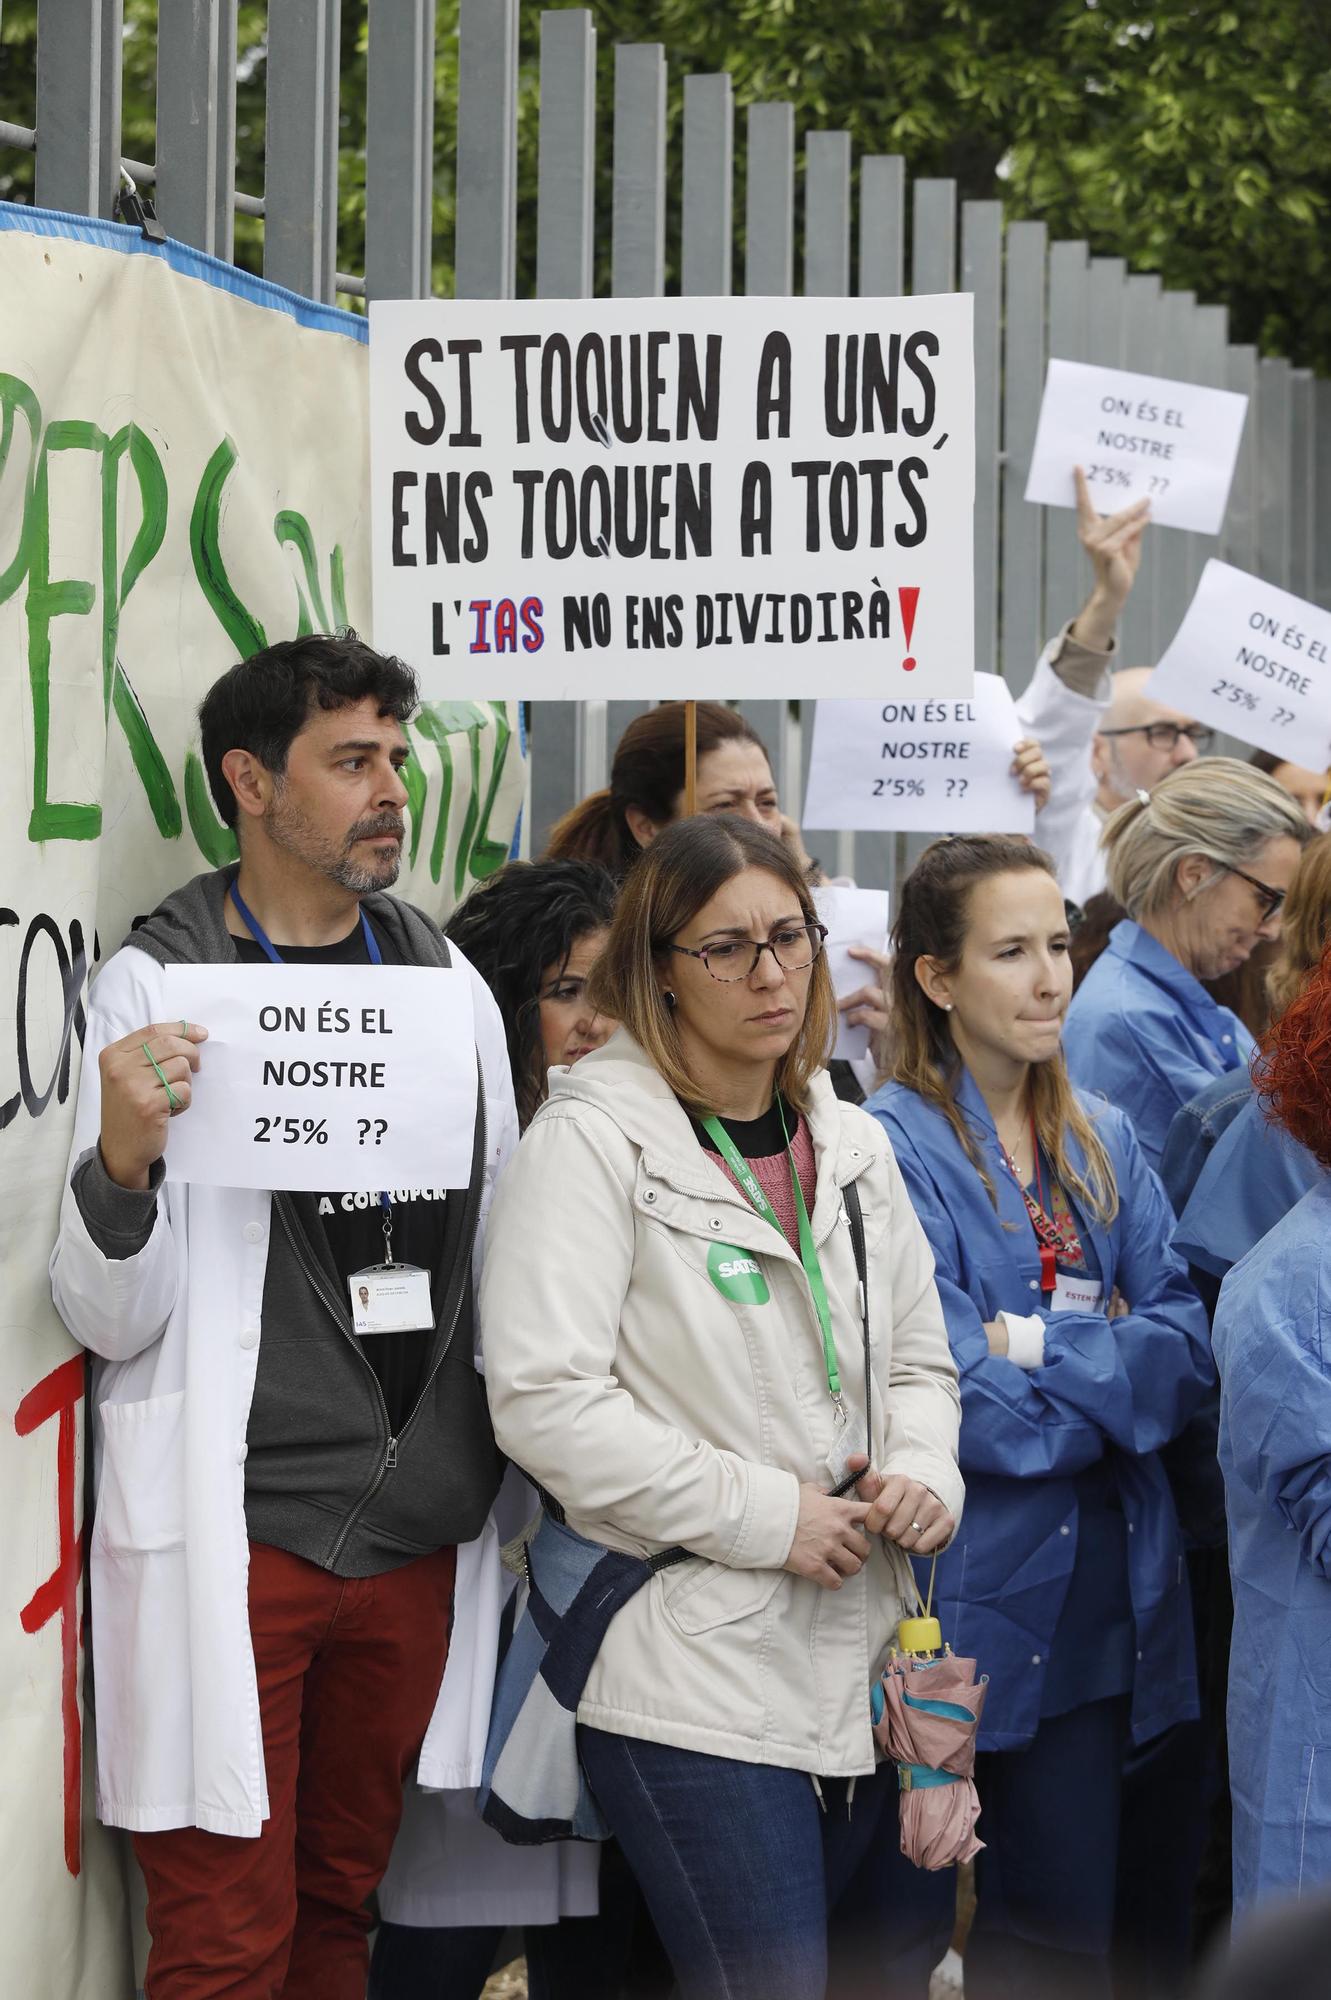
[1, 0, 1326, 368]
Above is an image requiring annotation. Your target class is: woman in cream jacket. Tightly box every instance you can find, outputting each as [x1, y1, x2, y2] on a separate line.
[481, 815, 963, 2000]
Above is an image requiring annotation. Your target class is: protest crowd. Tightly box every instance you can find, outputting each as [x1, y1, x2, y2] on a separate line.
[46, 455, 1331, 2000]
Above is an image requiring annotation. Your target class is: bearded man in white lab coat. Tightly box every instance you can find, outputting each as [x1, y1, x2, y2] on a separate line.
[50, 633, 517, 2000]
[1019, 468, 1212, 907]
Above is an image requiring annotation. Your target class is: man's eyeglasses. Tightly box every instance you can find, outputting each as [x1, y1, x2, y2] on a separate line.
[668, 923, 828, 984]
[1224, 865, 1286, 925]
[1099, 722, 1215, 753]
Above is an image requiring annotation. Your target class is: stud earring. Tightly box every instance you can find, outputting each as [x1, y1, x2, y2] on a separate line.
[940, 1002, 953, 1012]
[662, 989, 677, 1010]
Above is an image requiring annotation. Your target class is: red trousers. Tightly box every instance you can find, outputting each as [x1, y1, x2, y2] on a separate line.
[134, 1539, 456, 2000]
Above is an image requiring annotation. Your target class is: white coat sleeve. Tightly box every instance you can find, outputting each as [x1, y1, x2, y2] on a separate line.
[48, 952, 181, 1363]
[1016, 637, 1112, 900]
[481, 1108, 800, 1571]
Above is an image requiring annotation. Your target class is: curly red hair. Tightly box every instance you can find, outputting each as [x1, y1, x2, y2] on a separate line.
[1257, 938, 1331, 1171]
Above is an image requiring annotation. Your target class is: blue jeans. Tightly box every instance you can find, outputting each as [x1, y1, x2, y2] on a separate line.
[578, 1726, 906, 2000]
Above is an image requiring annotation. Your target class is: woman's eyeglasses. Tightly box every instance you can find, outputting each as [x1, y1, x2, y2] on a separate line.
[1224, 865, 1286, 925]
[1098, 722, 1215, 752]
[668, 923, 828, 984]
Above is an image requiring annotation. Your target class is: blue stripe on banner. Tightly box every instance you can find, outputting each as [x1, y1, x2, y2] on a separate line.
[0, 200, 368, 343]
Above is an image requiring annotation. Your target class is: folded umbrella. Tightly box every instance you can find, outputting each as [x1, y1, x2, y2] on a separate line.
[872, 1588, 988, 1870]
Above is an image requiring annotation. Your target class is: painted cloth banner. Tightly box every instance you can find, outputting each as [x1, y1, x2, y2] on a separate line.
[0, 205, 524, 1999]
[369, 293, 976, 700]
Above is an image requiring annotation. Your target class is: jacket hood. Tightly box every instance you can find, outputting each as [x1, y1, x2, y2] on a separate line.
[544, 1028, 853, 1192]
[129, 865, 452, 969]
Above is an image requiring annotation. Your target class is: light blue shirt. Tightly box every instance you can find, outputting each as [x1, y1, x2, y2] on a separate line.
[1175, 1093, 1320, 1282]
[1213, 1180, 1331, 1915]
[1063, 921, 1254, 1171]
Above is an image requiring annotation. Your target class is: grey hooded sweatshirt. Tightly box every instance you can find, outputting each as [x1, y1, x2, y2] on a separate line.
[72, 866, 503, 1575]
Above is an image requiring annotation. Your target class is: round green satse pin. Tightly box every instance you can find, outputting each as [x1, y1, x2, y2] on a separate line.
[707, 1243, 770, 1305]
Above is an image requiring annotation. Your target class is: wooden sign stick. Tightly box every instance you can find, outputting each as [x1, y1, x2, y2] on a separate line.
[683, 699, 698, 815]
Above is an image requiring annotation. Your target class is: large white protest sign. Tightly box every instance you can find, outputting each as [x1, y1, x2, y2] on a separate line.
[0, 206, 526, 2000]
[1146, 560, 1331, 766]
[369, 294, 976, 700]
[1024, 359, 1248, 534]
[803, 675, 1036, 835]
[160, 967, 476, 1192]
[813, 886, 891, 1063]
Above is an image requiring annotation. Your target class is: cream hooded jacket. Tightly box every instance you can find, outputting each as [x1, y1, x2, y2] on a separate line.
[481, 1034, 964, 1779]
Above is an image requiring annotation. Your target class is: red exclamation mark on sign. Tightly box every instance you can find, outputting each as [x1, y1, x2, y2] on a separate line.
[899, 587, 920, 672]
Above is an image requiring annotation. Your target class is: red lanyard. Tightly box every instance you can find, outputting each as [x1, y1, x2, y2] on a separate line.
[1001, 1112, 1083, 1298]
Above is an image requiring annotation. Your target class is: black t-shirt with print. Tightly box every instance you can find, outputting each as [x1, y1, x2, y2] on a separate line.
[232, 910, 448, 1429]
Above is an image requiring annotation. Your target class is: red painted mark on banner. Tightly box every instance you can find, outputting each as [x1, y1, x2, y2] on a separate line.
[899, 586, 920, 673]
[16, 1353, 87, 1878]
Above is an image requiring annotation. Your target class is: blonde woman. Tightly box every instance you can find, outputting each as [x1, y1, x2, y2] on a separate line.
[1063, 758, 1311, 1169]
[861, 835, 1212, 2000]
[480, 814, 963, 2000]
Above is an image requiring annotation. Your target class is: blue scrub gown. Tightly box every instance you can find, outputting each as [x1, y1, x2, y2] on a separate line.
[1064, 921, 1253, 1171]
[1213, 1179, 1331, 1917]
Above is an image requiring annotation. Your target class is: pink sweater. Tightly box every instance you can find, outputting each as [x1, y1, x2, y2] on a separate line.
[711, 1114, 817, 1248]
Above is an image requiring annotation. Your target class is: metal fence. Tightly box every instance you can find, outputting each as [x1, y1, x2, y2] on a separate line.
[4, 0, 1327, 887]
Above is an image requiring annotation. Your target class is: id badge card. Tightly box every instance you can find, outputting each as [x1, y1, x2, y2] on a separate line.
[1050, 1271, 1104, 1316]
[826, 1408, 861, 1490]
[349, 1263, 433, 1335]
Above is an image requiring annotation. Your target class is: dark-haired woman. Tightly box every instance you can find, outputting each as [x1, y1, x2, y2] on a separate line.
[1212, 942, 1331, 1921]
[481, 815, 964, 2000]
[861, 835, 1212, 2000]
[372, 860, 626, 1999]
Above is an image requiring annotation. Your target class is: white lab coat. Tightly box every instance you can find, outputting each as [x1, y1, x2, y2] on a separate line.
[49, 938, 518, 1837]
[1017, 641, 1113, 908]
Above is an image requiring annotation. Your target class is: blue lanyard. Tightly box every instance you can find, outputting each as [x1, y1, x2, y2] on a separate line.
[229, 883, 382, 966]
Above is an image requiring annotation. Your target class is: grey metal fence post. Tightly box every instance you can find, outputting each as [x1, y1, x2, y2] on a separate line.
[96, 0, 124, 222]
[1000, 220, 1048, 686]
[962, 201, 1002, 674]
[1316, 380, 1331, 613]
[1289, 369, 1314, 603]
[1087, 258, 1127, 369]
[1156, 289, 1197, 650]
[1043, 241, 1089, 642]
[156, 0, 238, 259]
[535, 7, 596, 302]
[744, 103, 794, 298]
[1257, 355, 1292, 590]
[611, 43, 666, 299]
[1223, 345, 1260, 578]
[35, 0, 103, 215]
[1190, 303, 1229, 597]
[264, 0, 341, 303]
[682, 73, 732, 298]
[1121, 273, 1163, 661]
[858, 157, 904, 299]
[365, 0, 436, 302]
[455, 0, 519, 301]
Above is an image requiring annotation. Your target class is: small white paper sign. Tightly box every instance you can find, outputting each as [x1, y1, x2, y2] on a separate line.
[1024, 359, 1248, 534]
[159, 965, 476, 1192]
[802, 675, 1036, 836]
[1146, 559, 1331, 767]
[814, 886, 891, 1063]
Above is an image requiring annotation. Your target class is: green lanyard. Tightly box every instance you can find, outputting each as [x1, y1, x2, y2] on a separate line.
[700, 1103, 844, 1417]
